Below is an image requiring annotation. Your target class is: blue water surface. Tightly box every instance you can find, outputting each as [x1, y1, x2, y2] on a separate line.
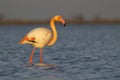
[0, 24, 120, 80]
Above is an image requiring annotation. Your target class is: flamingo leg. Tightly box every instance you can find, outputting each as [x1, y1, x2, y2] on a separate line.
[29, 48, 36, 64]
[40, 48, 43, 63]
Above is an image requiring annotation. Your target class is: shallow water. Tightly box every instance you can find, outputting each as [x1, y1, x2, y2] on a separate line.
[0, 24, 120, 80]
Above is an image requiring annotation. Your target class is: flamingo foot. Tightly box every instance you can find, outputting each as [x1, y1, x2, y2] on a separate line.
[34, 63, 56, 67]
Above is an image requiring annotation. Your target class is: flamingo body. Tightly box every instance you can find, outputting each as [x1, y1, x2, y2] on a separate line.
[21, 28, 52, 48]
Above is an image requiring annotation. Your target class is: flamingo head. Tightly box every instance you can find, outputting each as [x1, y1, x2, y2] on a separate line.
[54, 15, 66, 26]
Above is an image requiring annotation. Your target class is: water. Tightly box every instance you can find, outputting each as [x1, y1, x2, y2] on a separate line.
[0, 24, 120, 80]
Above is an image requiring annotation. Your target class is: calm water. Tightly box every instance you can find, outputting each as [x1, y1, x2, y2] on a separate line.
[0, 24, 120, 80]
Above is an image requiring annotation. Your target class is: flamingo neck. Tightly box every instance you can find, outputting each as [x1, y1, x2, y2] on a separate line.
[47, 18, 57, 46]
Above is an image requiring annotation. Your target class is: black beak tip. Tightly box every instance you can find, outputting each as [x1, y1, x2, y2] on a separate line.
[64, 23, 66, 27]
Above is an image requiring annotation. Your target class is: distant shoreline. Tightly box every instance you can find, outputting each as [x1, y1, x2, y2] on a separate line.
[67, 19, 120, 24]
[0, 20, 49, 25]
[0, 19, 120, 25]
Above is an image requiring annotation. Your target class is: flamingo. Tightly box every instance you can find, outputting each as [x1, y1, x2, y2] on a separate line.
[19, 15, 66, 65]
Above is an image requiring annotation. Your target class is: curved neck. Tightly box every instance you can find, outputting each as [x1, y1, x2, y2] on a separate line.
[47, 18, 57, 46]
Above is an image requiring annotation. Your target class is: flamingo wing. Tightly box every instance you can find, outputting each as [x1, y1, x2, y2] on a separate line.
[20, 27, 52, 48]
[19, 35, 36, 44]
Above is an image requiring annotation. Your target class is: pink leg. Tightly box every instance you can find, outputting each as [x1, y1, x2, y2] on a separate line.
[40, 48, 43, 63]
[29, 48, 36, 64]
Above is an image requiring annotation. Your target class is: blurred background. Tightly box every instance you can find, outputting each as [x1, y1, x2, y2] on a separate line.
[0, 0, 120, 24]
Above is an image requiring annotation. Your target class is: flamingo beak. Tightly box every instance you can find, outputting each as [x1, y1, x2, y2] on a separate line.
[63, 23, 66, 27]
[61, 18, 66, 27]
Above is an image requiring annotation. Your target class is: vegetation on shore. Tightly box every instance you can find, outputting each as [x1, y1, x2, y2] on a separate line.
[0, 19, 120, 25]
[0, 14, 120, 25]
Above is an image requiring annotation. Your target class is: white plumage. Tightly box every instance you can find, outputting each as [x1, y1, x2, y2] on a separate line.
[25, 28, 52, 48]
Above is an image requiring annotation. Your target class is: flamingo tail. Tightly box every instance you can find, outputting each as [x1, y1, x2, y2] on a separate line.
[19, 35, 35, 44]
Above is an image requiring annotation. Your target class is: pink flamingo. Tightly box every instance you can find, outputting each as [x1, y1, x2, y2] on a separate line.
[19, 15, 66, 66]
